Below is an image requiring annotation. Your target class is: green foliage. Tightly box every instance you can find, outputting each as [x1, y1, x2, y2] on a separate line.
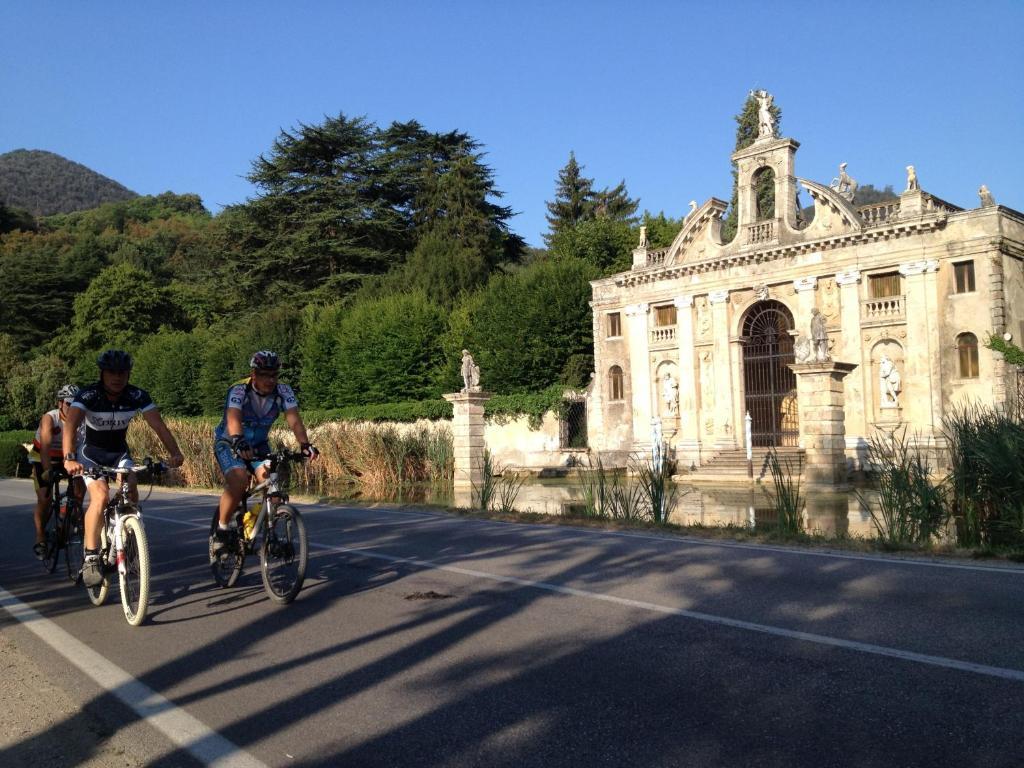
[330, 292, 447, 406]
[985, 334, 1024, 366]
[0, 438, 26, 476]
[548, 216, 635, 273]
[635, 452, 678, 525]
[544, 152, 639, 247]
[133, 329, 207, 415]
[485, 385, 568, 429]
[0, 149, 137, 217]
[641, 211, 685, 249]
[305, 399, 454, 425]
[197, 331, 251, 416]
[943, 404, 1024, 549]
[461, 258, 598, 394]
[3, 354, 70, 429]
[63, 262, 181, 356]
[852, 184, 899, 206]
[0, 201, 36, 234]
[298, 303, 347, 409]
[765, 448, 804, 534]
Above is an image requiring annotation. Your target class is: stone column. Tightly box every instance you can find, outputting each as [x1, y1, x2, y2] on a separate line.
[793, 276, 818, 327]
[673, 294, 700, 464]
[443, 390, 491, 508]
[835, 270, 867, 462]
[899, 260, 940, 434]
[788, 361, 858, 486]
[709, 290, 736, 448]
[625, 303, 652, 452]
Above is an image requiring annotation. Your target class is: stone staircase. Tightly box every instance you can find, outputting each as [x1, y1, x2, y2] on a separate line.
[681, 446, 805, 482]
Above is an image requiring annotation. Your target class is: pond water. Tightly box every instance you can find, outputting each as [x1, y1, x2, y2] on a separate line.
[317, 477, 875, 538]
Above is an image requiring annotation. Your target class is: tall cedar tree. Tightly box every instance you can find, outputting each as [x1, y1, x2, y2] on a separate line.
[226, 114, 520, 302]
[721, 93, 782, 242]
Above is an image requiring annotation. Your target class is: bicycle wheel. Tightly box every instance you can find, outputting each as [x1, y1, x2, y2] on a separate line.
[259, 503, 307, 604]
[64, 499, 84, 584]
[209, 507, 244, 588]
[86, 523, 110, 607]
[118, 513, 150, 627]
[42, 492, 62, 574]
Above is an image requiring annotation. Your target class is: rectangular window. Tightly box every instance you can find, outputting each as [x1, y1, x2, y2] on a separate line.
[954, 261, 976, 294]
[869, 272, 902, 298]
[607, 312, 621, 338]
[654, 305, 677, 327]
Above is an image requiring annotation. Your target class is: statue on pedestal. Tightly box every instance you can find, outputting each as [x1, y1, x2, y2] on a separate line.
[979, 185, 996, 207]
[830, 162, 858, 202]
[662, 371, 679, 416]
[461, 349, 481, 392]
[637, 225, 648, 249]
[752, 90, 776, 140]
[879, 354, 902, 408]
[905, 165, 919, 192]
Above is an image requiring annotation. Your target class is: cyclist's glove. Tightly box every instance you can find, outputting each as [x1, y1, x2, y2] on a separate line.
[301, 442, 319, 460]
[229, 435, 251, 457]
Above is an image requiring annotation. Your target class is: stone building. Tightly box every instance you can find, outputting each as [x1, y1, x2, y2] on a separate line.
[588, 97, 1024, 473]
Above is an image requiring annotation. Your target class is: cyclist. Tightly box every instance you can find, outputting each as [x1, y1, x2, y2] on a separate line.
[212, 350, 318, 552]
[29, 384, 83, 559]
[62, 350, 184, 587]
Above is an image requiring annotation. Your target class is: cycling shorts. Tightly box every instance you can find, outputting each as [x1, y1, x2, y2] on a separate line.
[80, 446, 133, 487]
[214, 438, 271, 477]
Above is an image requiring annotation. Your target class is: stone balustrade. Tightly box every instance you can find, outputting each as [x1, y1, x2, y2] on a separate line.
[858, 201, 900, 226]
[746, 220, 775, 245]
[650, 326, 676, 345]
[646, 248, 668, 266]
[861, 295, 905, 323]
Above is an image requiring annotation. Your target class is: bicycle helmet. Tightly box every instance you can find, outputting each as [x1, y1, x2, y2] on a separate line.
[97, 349, 134, 371]
[249, 350, 280, 371]
[56, 384, 80, 402]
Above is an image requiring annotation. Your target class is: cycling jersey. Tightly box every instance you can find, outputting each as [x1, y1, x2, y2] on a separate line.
[213, 380, 298, 450]
[72, 383, 155, 454]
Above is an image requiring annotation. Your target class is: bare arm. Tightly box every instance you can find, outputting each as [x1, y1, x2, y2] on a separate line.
[62, 407, 85, 475]
[38, 414, 54, 474]
[141, 409, 184, 467]
[284, 408, 310, 447]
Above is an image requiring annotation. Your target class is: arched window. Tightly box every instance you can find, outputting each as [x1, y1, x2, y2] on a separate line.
[957, 333, 979, 378]
[752, 167, 776, 221]
[608, 366, 624, 401]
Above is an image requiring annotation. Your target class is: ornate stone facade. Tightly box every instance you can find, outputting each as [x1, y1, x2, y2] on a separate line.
[588, 101, 1024, 469]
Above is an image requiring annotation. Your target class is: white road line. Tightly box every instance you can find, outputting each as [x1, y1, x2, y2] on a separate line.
[146, 513, 1024, 683]
[0, 587, 268, 768]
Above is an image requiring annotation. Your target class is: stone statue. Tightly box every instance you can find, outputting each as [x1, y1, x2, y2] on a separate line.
[793, 334, 813, 363]
[810, 308, 829, 362]
[651, 418, 663, 467]
[662, 372, 679, 415]
[754, 284, 769, 302]
[830, 162, 858, 202]
[637, 225, 648, 249]
[879, 354, 902, 408]
[460, 349, 481, 392]
[905, 165, 919, 192]
[688, 200, 698, 217]
[979, 185, 996, 207]
[752, 90, 776, 140]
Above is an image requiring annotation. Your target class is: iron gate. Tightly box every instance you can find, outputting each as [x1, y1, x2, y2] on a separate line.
[742, 301, 799, 447]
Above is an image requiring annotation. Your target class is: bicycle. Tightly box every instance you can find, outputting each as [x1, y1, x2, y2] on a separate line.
[40, 468, 85, 582]
[78, 458, 165, 627]
[209, 449, 308, 605]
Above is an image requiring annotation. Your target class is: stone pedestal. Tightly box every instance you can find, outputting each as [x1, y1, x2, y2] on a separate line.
[443, 390, 491, 508]
[788, 361, 858, 487]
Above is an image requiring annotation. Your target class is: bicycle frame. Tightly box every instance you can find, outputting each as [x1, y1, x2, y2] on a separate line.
[238, 453, 294, 546]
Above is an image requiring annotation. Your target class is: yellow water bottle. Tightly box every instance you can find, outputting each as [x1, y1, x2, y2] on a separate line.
[243, 501, 259, 539]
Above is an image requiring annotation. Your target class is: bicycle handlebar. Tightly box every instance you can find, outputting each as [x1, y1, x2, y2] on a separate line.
[79, 457, 168, 480]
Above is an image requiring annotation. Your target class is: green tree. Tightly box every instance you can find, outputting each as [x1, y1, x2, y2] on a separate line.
[297, 303, 348, 409]
[461, 257, 598, 393]
[133, 329, 207, 415]
[641, 211, 685, 248]
[63, 262, 180, 355]
[592, 180, 639, 224]
[721, 92, 782, 242]
[331, 292, 447, 406]
[4, 354, 70, 429]
[544, 152, 595, 246]
[548, 217, 635, 273]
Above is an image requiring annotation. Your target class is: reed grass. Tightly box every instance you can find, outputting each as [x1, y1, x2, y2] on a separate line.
[765, 448, 804, 534]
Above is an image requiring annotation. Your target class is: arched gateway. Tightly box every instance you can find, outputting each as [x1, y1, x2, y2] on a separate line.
[742, 301, 799, 447]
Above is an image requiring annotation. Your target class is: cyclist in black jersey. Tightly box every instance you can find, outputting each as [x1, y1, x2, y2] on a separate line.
[63, 350, 184, 587]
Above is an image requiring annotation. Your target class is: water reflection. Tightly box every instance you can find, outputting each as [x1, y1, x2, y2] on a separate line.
[313, 477, 874, 538]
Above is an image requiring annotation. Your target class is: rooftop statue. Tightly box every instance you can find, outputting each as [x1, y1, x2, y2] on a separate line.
[688, 200, 698, 216]
[830, 162, 858, 202]
[979, 185, 996, 207]
[752, 90, 777, 140]
[637, 225, 649, 249]
[905, 165, 919, 192]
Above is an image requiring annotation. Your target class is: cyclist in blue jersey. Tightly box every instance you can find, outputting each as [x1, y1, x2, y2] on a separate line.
[212, 350, 318, 552]
[63, 350, 184, 587]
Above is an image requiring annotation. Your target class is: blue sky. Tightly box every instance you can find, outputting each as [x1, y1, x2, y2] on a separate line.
[2, 1, 1021, 247]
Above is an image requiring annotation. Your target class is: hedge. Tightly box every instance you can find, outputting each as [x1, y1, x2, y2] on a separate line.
[0, 439, 28, 477]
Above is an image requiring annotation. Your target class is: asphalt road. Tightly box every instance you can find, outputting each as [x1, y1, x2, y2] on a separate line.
[1, 477, 1023, 768]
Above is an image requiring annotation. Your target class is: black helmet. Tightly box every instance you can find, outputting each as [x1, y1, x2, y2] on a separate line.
[97, 349, 133, 371]
[249, 350, 280, 371]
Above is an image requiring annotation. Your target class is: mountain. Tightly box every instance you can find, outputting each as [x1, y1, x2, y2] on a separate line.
[0, 149, 138, 217]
